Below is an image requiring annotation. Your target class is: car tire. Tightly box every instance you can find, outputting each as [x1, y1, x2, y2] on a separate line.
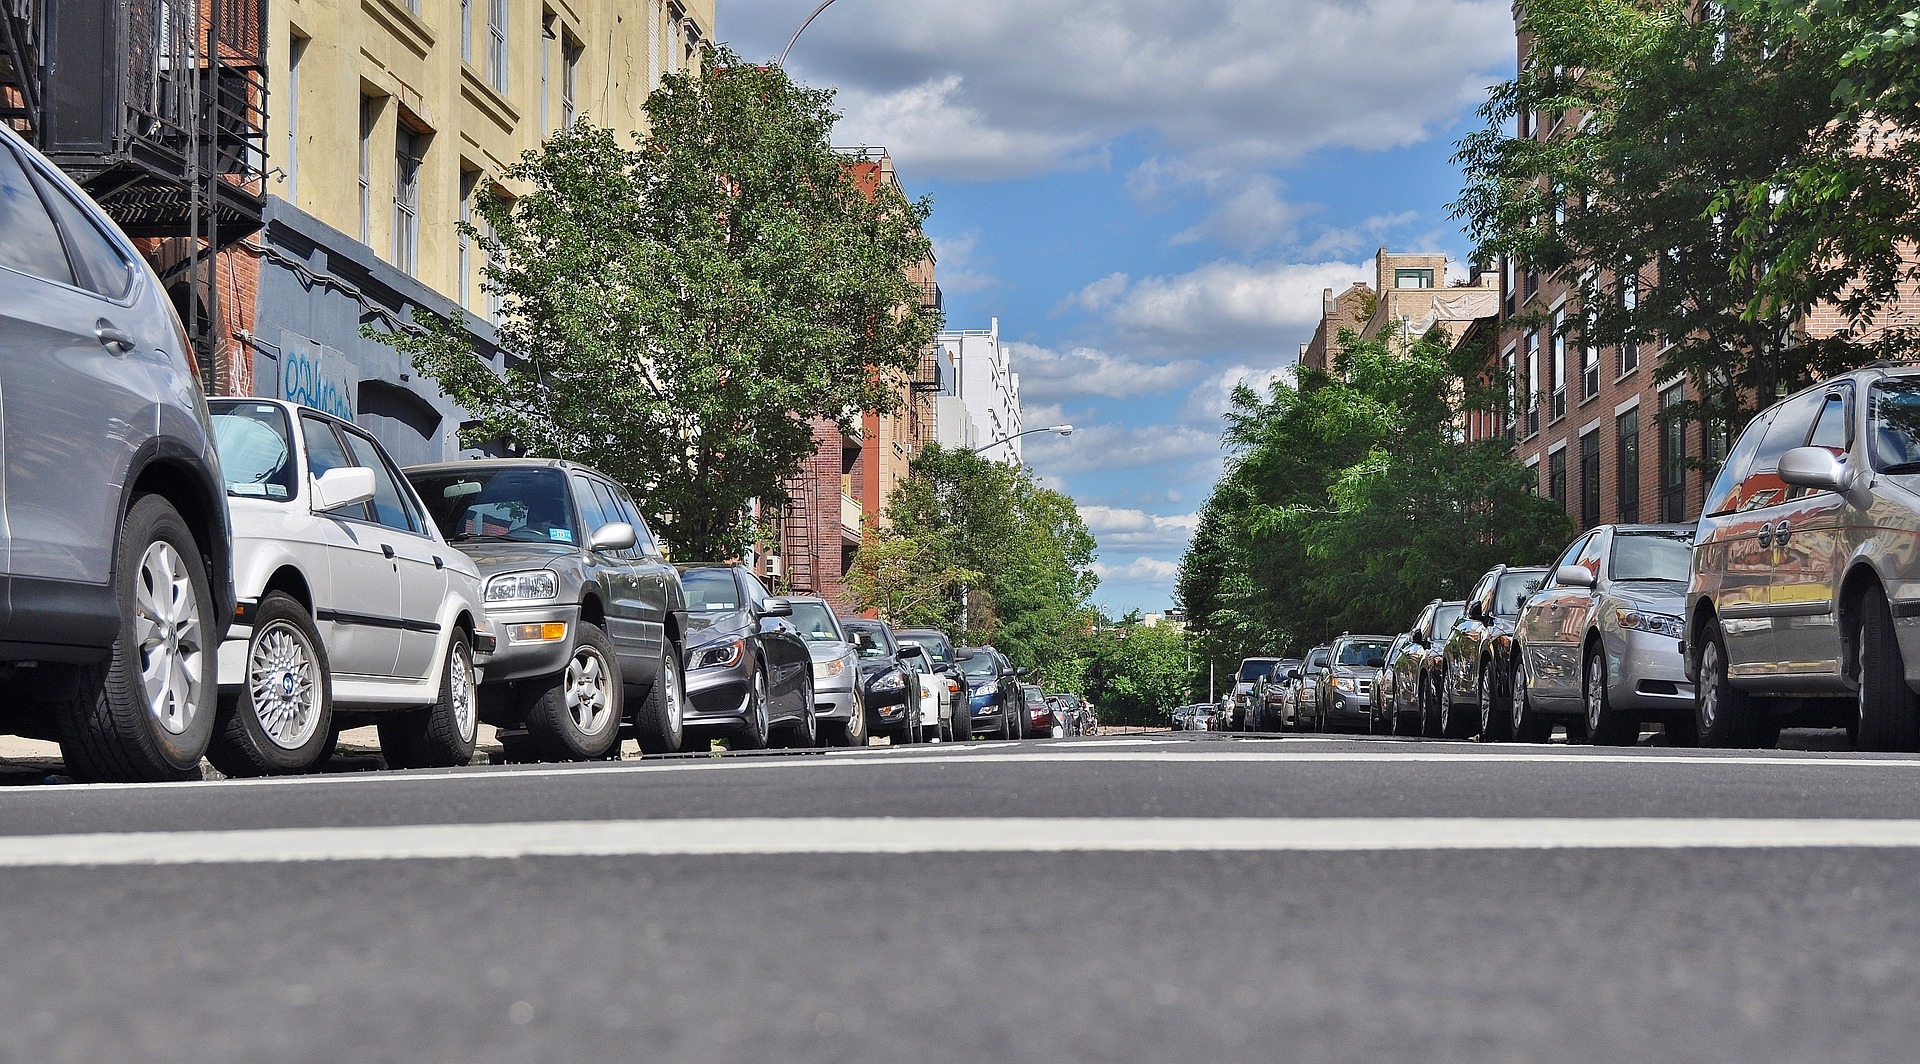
[633, 640, 687, 755]
[58, 495, 218, 783]
[1511, 658, 1552, 743]
[776, 697, 819, 750]
[1585, 643, 1639, 746]
[1419, 678, 1439, 739]
[1440, 684, 1476, 740]
[1479, 662, 1513, 742]
[1855, 584, 1920, 752]
[1695, 620, 1763, 748]
[378, 631, 480, 769]
[734, 666, 771, 750]
[826, 689, 869, 747]
[208, 591, 333, 776]
[520, 622, 622, 762]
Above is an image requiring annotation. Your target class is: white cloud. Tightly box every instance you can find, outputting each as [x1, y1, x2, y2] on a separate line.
[1024, 421, 1218, 476]
[1182, 363, 1298, 422]
[1080, 506, 1200, 556]
[929, 231, 999, 295]
[1061, 273, 1131, 314]
[725, 0, 1514, 181]
[1008, 341, 1204, 402]
[1094, 556, 1184, 583]
[1171, 176, 1307, 251]
[1301, 209, 1426, 259]
[1095, 259, 1365, 354]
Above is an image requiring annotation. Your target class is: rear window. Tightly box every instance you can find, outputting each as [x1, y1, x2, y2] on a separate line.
[1610, 531, 1693, 582]
[1493, 572, 1546, 615]
[681, 568, 741, 613]
[1237, 659, 1279, 681]
[0, 144, 73, 284]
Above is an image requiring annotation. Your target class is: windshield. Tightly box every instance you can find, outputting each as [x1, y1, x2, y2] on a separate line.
[1335, 640, 1390, 666]
[1610, 532, 1693, 582]
[845, 624, 892, 660]
[680, 569, 741, 614]
[959, 654, 997, 680]
[1307, 649, 1329, 668]
[210, 402, 296, 500]
[1434, 604, 1464, 635]
[897, 630, 954, 664]
[1872, 379, 1920, 470]
[788, 601, 843, 642]
[1237, 659, 1279, 682]
[1023, 685, 1045, 704]
[409, 467, 578, 545]
[1494, 572, 1546, 615]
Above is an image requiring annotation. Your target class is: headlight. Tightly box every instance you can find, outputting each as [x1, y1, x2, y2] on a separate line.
[485, 569, 558, 603]
[873, 669, 907, 692]
[1333, 676, 1359, 693]
[812, 658, 847, 681]
[693, 640, 745, 670]
[1617, 609, 1684, 638]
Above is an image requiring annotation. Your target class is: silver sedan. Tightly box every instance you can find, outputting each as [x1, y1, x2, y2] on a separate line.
[1514, 524, 1696, 745]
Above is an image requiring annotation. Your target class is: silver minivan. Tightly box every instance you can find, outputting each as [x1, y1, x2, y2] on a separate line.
[1687, 366, 1920, 750]
[0, 123, 233, 781]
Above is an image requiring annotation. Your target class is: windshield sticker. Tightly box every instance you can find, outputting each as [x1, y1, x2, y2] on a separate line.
[549, 529, 574, 542]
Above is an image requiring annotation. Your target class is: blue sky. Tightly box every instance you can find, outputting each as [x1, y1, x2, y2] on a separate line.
[721, 0, 1516, 616]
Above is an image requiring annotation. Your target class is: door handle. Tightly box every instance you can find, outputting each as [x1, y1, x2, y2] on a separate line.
[1758, 523, 1773, 549]
[94, 321, 135, 353]
[381, 543, 396, 559]
[1775, 520, 1791, 546]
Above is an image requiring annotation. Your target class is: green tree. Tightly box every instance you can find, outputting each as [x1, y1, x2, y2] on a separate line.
[1178, 328, 1572, 674]
[370, 49, 938, 560]
[1083, 620, 1193, 727]
[841, 530, 981, 629]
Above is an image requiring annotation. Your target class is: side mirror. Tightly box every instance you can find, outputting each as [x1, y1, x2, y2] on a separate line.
[1555, 564, 1597, 589]
[956, 649, 977, 661]
[312, 466, 376, 512]
[1366, 653, 1386, 669]
[758, 597, 794, 617]
[1467, 601, 1487, 622]
[589, 521, 638, 553]
[1287, 668, 1301, 680]
[1015, 667, 1030, 678]
[899, 644, 925, 659]
[1778, 446, 1854, 493]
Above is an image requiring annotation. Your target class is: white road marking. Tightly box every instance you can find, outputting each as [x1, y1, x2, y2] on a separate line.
[9, 818, 1920, 867]
[10, 745, 1920, 795]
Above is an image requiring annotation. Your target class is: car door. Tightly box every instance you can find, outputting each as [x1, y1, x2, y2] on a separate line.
[1524, 533, 1600, 706]
[746, 570, 806, 707]
[0, 142, 159, 592]
[339, 425, 445, 680]
[1397, 607, 1433, 717]
[1772, 385, 1854, 679]
[300, 416, 402, 678]
[607, 481, 672, 681]
[1451, 572, 1496, 703]
[573, 475, 646, 675]
[1731, 396, 1827, 676]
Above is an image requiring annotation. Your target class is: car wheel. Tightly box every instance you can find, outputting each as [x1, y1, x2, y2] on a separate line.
[1585, 643, 1639, 746]
[1440, 684, 1475, 740]
[734, 666, 771, 750]
[57, 496, 217, 783]
[1695, 620, 1762, 748]
[1855, 584, 1920, 752]
[379, 630, 480, 769]
[633, 639, 687, 754]
[1511, 658, 1552, 743]
[777, 697, 819, 750]
[208, 591, 333, 776]
[1478, 663, 1512, 742]
[827, 689, 869, 747]
[520, 622, 622, 762]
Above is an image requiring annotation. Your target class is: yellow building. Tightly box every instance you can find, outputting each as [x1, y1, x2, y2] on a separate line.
[240, 0, 713, 464]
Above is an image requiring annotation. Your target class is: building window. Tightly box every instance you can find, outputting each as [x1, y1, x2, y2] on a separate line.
[540, 10, 552, 131]
[393, 125, 422, 275]
[1502, 347, 1518, 439]
[1580, 431, 1601, 529]
[458, 169, 477, 308]
[461, 0, 473, 62]
[487, 0, 509, 92]
[285, 35, 306, 203]
[358, 96, 375, 245]
[1583, 341, 1599, 400]
[1550, 309, 1567, 422]
[1394, 268, 1433, 289]
[1617, 408, 1641, 524]
[485, 190, 509, 324]
[1524, 331, 1540, 437]
[562, 38, 580, 126]
[1618, 272, 1639, 376]
[1660, 385, 1688, 521]
[1549, 448, 1569, 512]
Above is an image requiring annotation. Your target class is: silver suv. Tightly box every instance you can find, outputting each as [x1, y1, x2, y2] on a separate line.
[1687, 365, 1920, 750]
[0, 124, 233, 781]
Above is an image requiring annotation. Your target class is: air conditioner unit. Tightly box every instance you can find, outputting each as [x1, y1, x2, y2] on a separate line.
[765, 555, 783, 580]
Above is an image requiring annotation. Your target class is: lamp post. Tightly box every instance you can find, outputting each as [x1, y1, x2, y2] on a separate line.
[965, 424, 1074, 457]
[778, 0, 842, 66]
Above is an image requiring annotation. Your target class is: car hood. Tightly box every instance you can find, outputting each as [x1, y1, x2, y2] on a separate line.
[1331, 666, 1370, 679]
[446, 539, 581, 576]
[1608, 582, 1687, 615]
[686, 611, 751, 645]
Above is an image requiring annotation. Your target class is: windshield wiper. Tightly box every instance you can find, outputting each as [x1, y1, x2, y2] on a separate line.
[1881, 461, 1920, 475]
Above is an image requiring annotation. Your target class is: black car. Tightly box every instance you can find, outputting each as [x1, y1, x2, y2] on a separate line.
[1255, 659, 1302, 732]
[677, 565, 816, 750]
[843, 619, 929, 744]
[1441, 564, 1550, 741]
[957, 646, 1024, 740]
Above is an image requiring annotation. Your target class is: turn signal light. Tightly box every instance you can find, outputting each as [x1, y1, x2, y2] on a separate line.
[507, 622, 569, 644]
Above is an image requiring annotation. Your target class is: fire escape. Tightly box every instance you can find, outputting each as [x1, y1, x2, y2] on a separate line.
[911, 280, 944, 445]
[1, 0, 267, 383]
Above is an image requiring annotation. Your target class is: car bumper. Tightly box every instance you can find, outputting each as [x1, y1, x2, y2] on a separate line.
[1325, 692, 1371, 726]
[1607, 629, 1694, 712]
[476, 603, 581, 686]
[813, 683, 856, 722]
[685, 655, 756, 726]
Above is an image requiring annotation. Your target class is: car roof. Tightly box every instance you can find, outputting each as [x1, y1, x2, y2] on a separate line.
[404, 456, 617, 483]
[208, 396, 358, 435]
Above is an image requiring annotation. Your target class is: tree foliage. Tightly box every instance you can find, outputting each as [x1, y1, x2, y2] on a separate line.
[1177, 329, 1573, 683]
[863, 444, 1098, 689]
[841, 530, 981, 631]
[1452, 0, 1905, 443]
[1082, 619, 1193, 727]
[370, 49, 939, 560]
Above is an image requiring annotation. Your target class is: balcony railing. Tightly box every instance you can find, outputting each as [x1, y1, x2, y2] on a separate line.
[841, 493, 863, 537]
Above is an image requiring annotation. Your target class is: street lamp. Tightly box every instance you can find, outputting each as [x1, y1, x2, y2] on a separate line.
[965, 424, 1073, 457]
[778, 0, 842, 66]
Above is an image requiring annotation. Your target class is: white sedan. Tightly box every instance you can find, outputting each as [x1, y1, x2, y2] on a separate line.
[206, 399, 494, 775]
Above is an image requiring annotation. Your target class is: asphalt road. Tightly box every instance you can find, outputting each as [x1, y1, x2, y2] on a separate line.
[3, 733, 1919, 1063]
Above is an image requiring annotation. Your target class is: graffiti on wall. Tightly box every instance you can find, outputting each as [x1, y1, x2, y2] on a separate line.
[281, 344, 356, 422]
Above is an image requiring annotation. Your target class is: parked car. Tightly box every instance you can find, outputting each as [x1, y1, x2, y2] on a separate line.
[783, 596, 866, 746]
[1049, 693, 1087, 736]
[1406, 600, 1467, 738]
[1514, 525, 1695, 745]
[677, 565, 816, 750]
[1022, 683, 1056, 737]
[1686, 367, 1920, 750]
[405, 459, 688, 759]
[1442, 564, 1550, 740]
[1373, 633, 1414, 735]
[1312, 635, 1392, 732]
[1171, 702, 1202, 731]
[205, 399, 493, 774]
[844, 619, 928, 745]
[0, 123, 236, 782]
[1230, 657, 1282, 731]
[895, 627, 965, 741]
[956, 645, 1021, 737]
[1251, 659, 1298, 732]
[1286, 646, 1331, 730]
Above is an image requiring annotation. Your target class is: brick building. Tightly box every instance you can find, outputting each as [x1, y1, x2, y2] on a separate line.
[1299, 249, 1498, 373]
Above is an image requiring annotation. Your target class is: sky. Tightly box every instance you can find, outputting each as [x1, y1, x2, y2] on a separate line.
[720, 0, 1518, 617]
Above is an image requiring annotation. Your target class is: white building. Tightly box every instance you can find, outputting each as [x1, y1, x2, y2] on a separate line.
[936, 318, 1023, 461]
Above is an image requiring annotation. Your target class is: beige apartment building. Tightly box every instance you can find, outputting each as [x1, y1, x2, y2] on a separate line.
[1299, 248, 1497, 374]
[240, 0, 712, 464]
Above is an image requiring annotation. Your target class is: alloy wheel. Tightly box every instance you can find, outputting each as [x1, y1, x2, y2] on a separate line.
[449, 638, 478, 744]
[1585, 657, 1605, 736]
[134, 540, 207, 736]
[247, 620, 321, 751]
[1700, 642, 1722, 734]
[566, 645, 614, 737]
